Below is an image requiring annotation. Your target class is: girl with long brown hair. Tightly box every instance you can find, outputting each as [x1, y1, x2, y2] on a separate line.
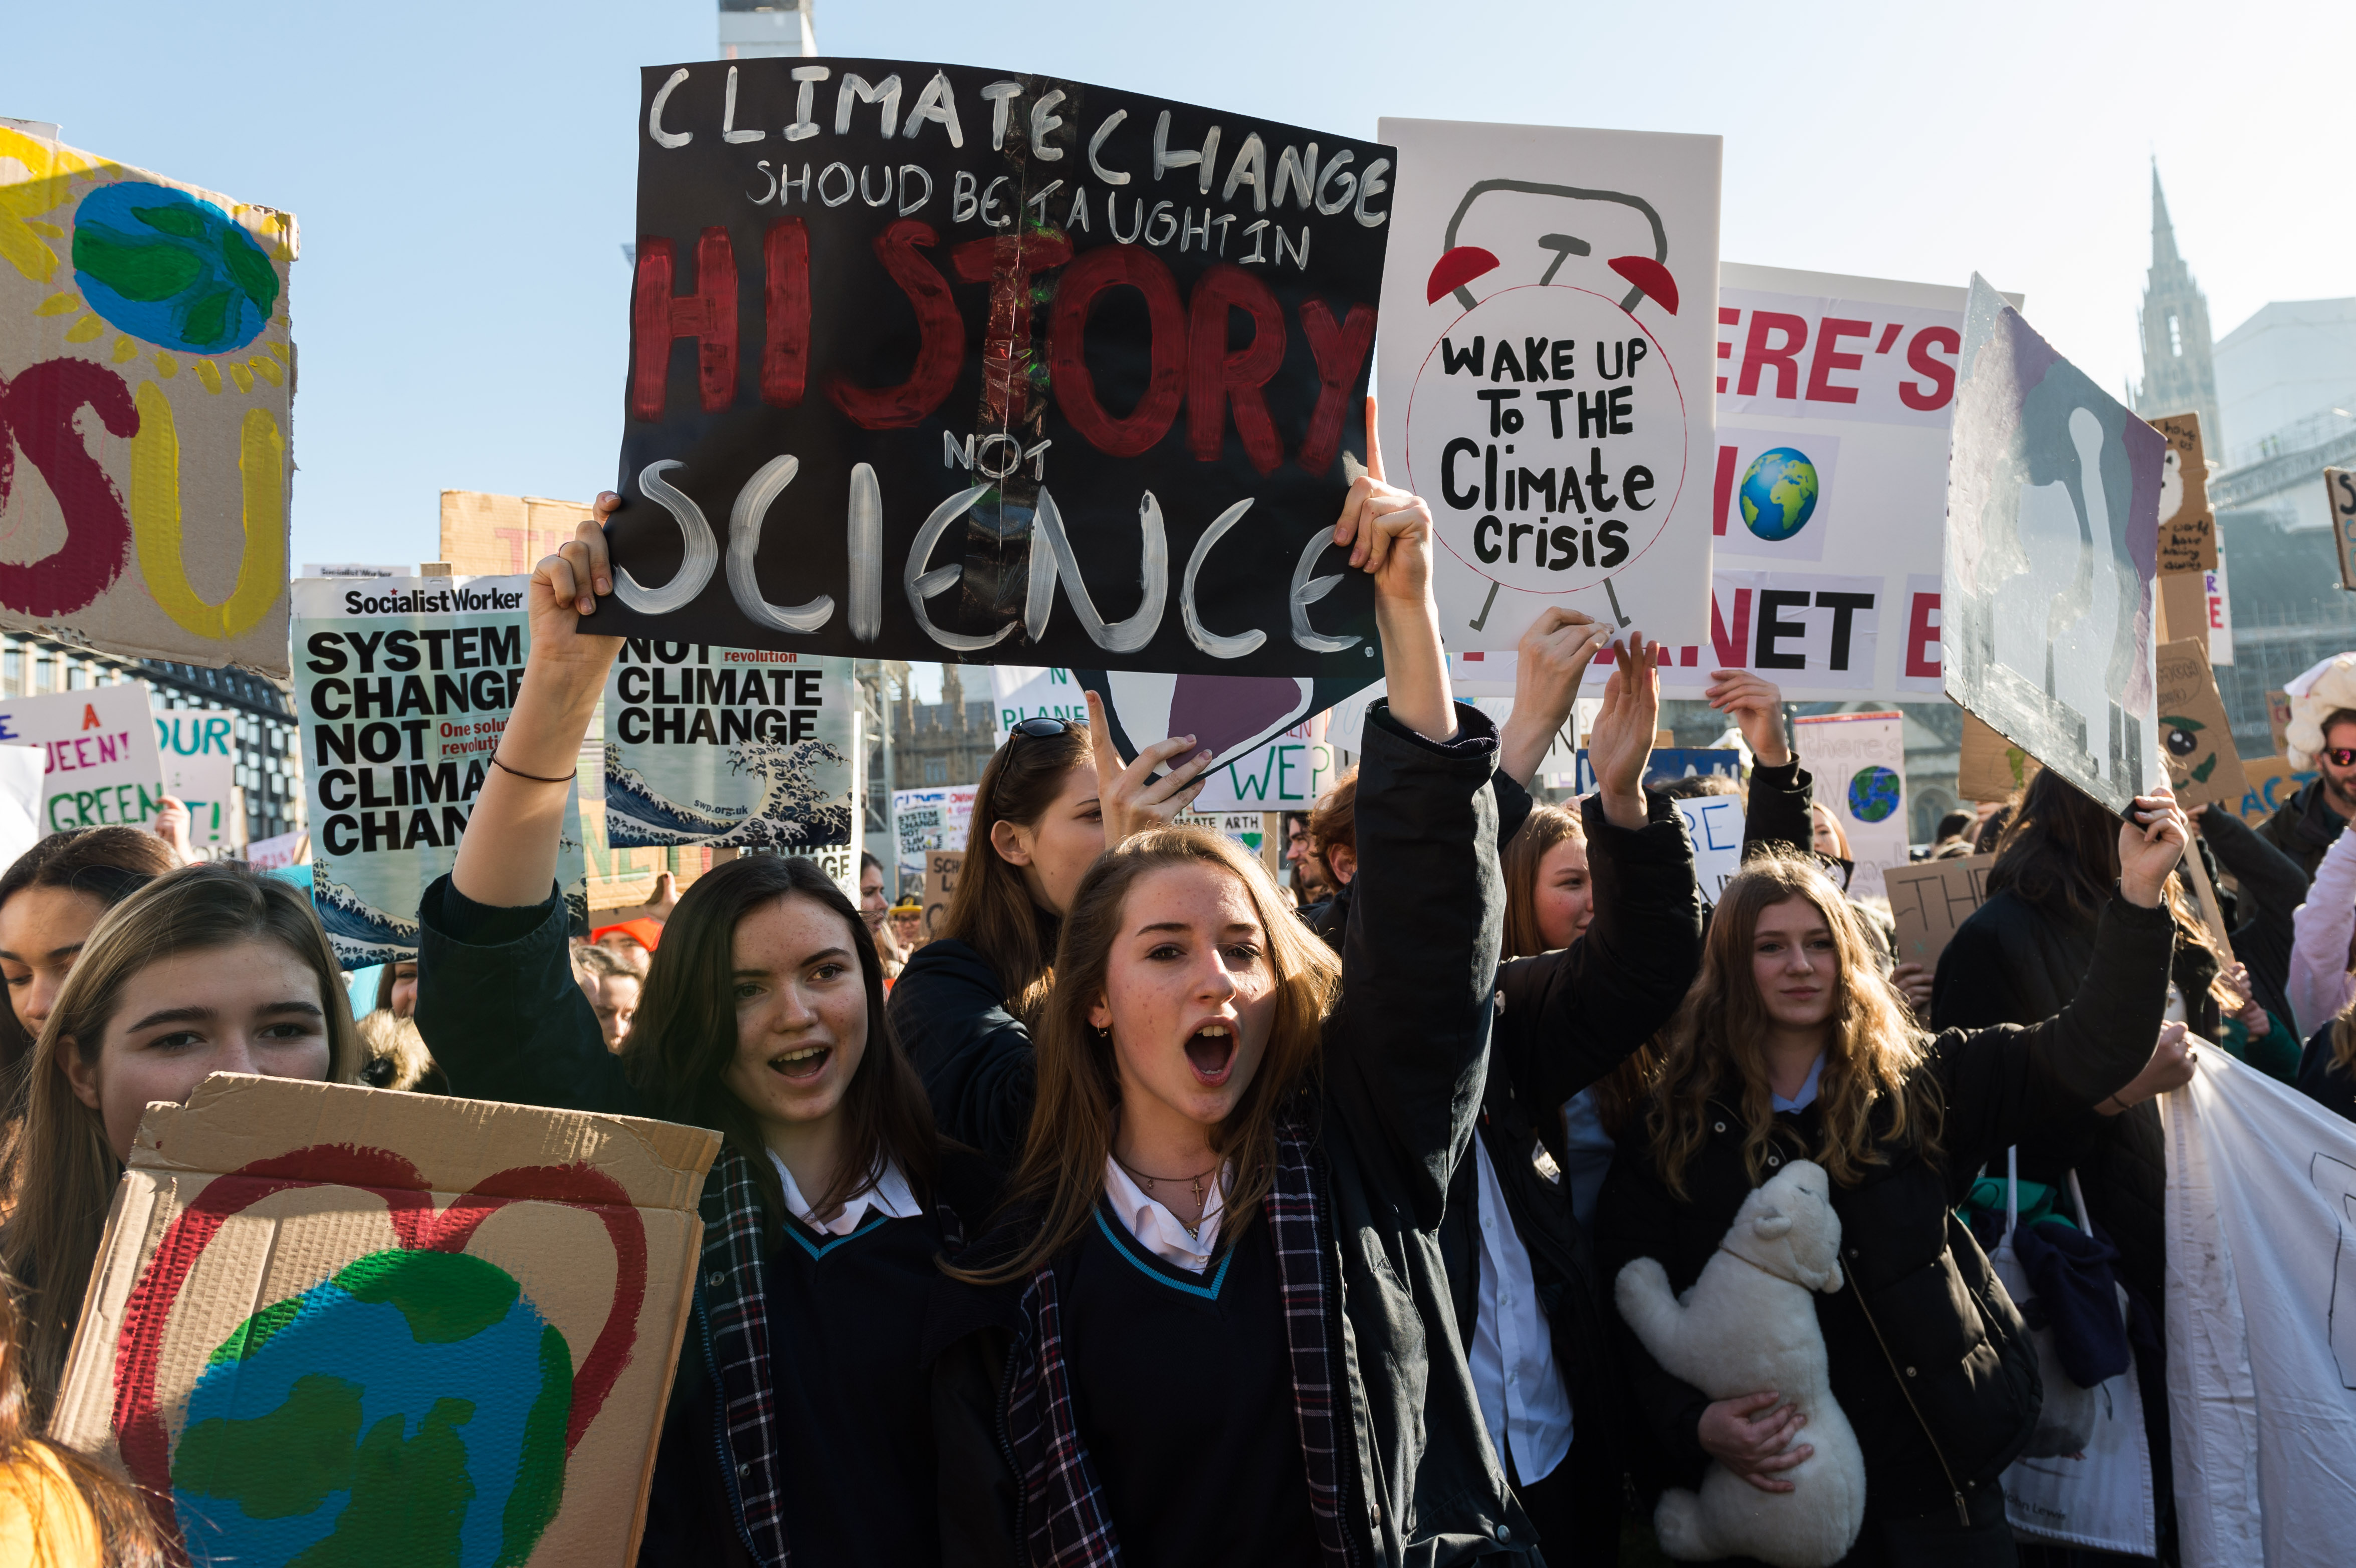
[890, 688, 1211, 1168]
[1597, 791, 2194, 1565]
[1, 863, 362, 1416]
[931, 466, 1545, 1566]
[0, 828, 179, 1091]
[414, 504, 1001, 1567]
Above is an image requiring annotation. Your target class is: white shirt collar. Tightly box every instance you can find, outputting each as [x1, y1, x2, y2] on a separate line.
[768, 1149, 923, 1236]
[1103, 1154, 1228, 1274]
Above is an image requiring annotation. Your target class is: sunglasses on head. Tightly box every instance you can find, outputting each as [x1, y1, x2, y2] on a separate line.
[1008, 716, 1077, 742]
[2327, 748, 2356, 768]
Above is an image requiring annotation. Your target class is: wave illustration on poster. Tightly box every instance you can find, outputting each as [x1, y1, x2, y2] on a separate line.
[311, 870, 423, 966]
[604, 740, 852, 849]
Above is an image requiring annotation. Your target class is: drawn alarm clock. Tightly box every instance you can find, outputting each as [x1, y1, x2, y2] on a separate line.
[1401, 185, 1690, 618]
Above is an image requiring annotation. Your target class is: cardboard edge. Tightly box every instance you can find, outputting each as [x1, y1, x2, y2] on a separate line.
[50, 1170, 161, 1461]
[622, 1213, 707, 1565]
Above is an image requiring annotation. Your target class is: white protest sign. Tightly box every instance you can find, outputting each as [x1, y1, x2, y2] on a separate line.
[0, 683, 164, 837]
[990, 666, 1088, 749]
[293, 575, 584, 967]
[1378, 118, 1721, 656]
[1792, 710, 1908, 897]
[892, 784, 977, 870]
[602, 643, 856, 851]
[154, 708, 240, 850]
[2163, 1051, 2356, 1565]
[1945, 276, 2162, 815]
[0, 745, 42, 871]
[1192, 712, 1343, 812]
[1672, 795, 1746, 903]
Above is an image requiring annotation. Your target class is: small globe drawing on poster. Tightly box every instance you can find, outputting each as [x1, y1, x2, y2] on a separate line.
[1847, 765, 1902, 824]
[1739, 447, 1819, 543]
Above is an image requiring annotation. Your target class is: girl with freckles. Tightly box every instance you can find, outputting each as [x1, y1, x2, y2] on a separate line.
[930, 458, 1540, 1566]
[413, 503, 997, 1568]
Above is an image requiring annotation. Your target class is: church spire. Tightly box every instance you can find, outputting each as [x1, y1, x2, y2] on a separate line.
[2134, 163, 2223, 453]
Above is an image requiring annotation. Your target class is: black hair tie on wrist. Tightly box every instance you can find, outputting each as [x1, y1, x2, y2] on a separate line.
[490, 753, 573, 785]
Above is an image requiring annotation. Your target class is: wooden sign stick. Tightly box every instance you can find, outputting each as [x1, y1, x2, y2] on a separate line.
[2178, 842, 2236, 967]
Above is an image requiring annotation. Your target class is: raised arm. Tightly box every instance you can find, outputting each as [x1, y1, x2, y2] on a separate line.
[1705, 670, 1813, 859]
[1934, 791, 2193, 1172]
[451, 497, 622, 908]
[1498, 608, 1611, 788]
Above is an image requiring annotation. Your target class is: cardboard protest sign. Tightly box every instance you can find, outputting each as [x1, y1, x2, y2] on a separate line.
[1943, 276, 2163, 815]
[892, 783, 976, 870]
[0, 682, 165, 835]
[2150, 411, 2216, 574]
[2154, 636, 2248, 808]
[605, 59, 1390, 679]
[1671, 794, 1745, 903]
[155, 707, 240, 851]
[924, 848, 963, 940]
[1193, 710, 1342, 811]
[1958, 710, 2035, 802]
[2265, 688, 2293, 758]
[1375, 118, 1719, 655]
[1686, 267, 2023, 701]
[2235, 757, 2313, 825]
[1793, 710, 1909, 897]
[1076, 667, 1377, 770]
[0, 126, 295, 676]
[0, 744, 42, 871]
[2204, 550, 2232, 665]
[246, 828, 308, 870]
[442, 490, 595, 576]
[602, 641, 855, 850]
[293, 575, 586, 967]
[52, 1074, 720, 1567]
[2329, 468, 2356, 591]
[1883, 853, 1995, 969]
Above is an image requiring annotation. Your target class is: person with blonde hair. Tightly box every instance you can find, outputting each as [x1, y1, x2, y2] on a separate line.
[1598, 788, 2195, 1564]
[931, 454, 1538, 1562]
[0, 863, 363, 1416]
[0, 1263, 164, 1567]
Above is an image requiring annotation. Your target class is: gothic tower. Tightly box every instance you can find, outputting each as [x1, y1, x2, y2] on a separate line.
[2133, 163, 2224, 451]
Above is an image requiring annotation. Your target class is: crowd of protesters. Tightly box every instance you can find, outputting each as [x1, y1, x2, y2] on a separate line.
[5, 464, 2356, 1567]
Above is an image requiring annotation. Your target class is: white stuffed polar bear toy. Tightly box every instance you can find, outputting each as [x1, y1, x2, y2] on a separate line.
[1615, 1160, 1866, 1567]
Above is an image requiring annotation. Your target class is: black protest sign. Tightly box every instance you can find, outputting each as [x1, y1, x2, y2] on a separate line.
[605, 59, 1394, 678]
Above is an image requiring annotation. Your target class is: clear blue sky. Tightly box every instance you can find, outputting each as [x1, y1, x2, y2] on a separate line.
[4, 0, 2346, 574]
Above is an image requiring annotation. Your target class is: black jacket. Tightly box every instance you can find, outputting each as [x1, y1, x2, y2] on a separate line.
[931, 703, 1533, 1565]
[2300, 1021, 2356, 1123]
[892, 935, 1039, 1171]
[1930, 886, 2211, 1312]
[1599, 895, 2177, 1522]
[1439, 791, 1701, 1491]
[2258, 777, 2348, 880]
[415, 878, 997, 1566]
[2197, 806, 2308, 1026]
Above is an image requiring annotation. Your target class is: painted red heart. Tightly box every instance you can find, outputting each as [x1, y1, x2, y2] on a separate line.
[110, 1143, 647, 1543]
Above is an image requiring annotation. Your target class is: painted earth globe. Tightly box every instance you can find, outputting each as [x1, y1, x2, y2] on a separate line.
[1739, 447, 1820, 543]
[168, 1249, 571, 1568]
[1847, 765, 1902, 825]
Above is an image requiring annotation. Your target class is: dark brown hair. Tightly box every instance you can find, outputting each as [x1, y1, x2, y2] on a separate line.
[955, 827, 1340, 1286]
[1308, 769, 1359, 882]
[1644, 850, 1940, 1197]
[622, 854, 937, 1223]
[0, 828, 178, 1076]
[942, 719, 1093, 1016]
[1501, 804, 1584, 959]
[0, 1263, 165, 1567]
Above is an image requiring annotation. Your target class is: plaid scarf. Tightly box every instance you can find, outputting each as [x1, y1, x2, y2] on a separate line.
[700, 1144, 791, 1566]
[1004, 1106, 1354, 1566]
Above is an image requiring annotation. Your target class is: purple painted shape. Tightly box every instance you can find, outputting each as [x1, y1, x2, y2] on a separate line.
[1166, 675, 1306, 760]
